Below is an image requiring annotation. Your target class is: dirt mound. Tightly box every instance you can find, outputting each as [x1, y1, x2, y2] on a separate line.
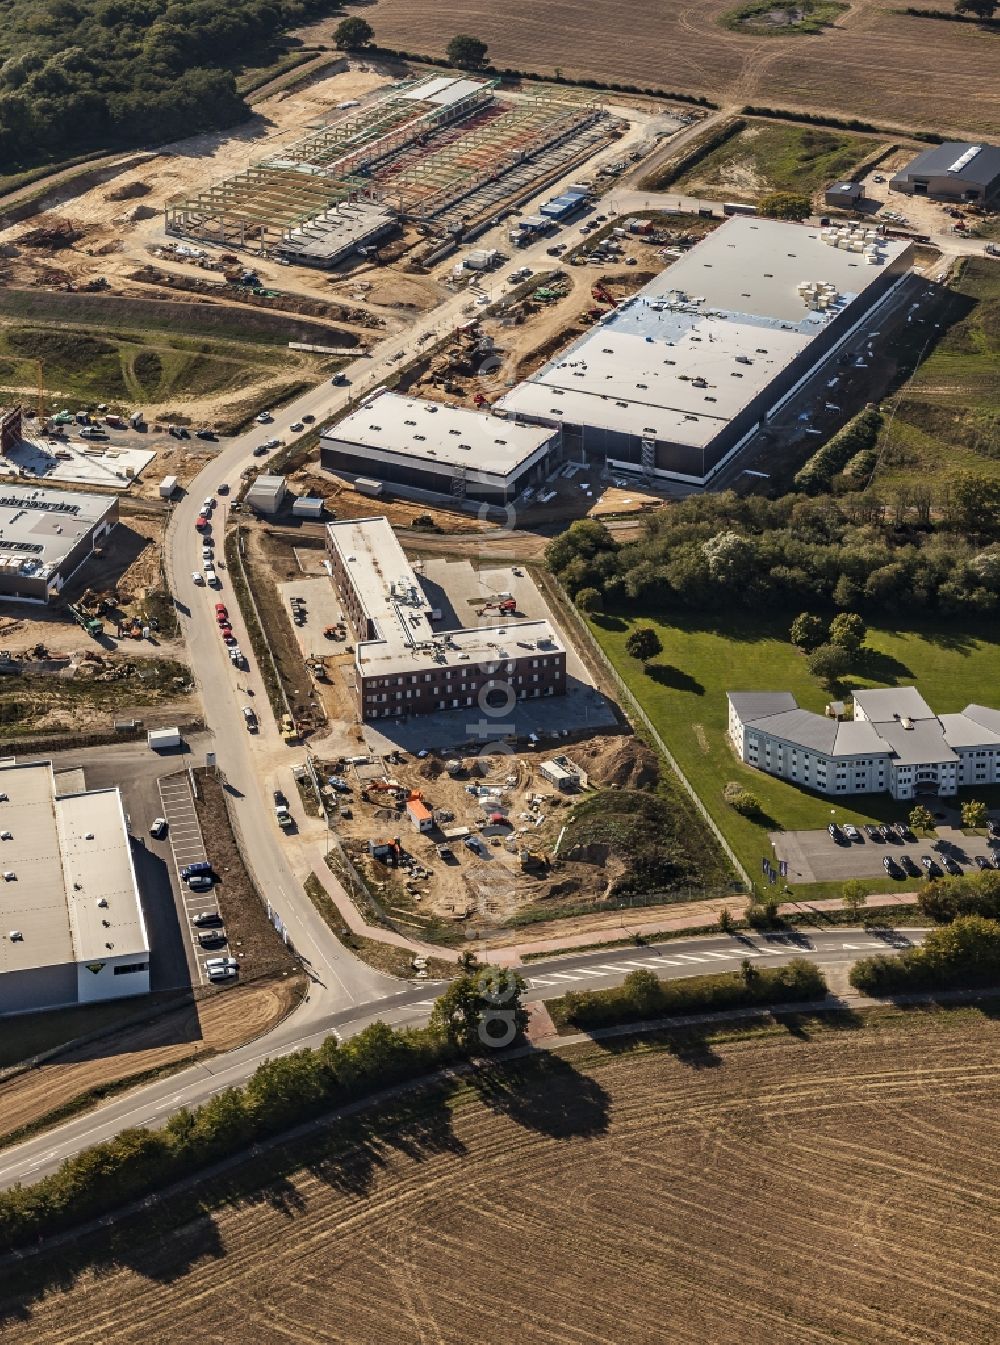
[106, 181, 152, 202]
[575, 736, 660, 791]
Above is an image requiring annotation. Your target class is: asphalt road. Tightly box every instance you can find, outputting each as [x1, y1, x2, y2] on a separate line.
[0, 927, 922, 1189]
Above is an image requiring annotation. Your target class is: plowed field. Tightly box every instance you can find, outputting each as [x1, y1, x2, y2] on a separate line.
[364, 0, 1000, 137]
[4, 1008, 1000, 1343]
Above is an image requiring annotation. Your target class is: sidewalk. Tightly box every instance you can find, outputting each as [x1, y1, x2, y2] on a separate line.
[297, 860, 920, 970]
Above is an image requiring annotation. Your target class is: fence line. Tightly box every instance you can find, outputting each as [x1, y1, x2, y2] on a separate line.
[543, 576, 752, 893]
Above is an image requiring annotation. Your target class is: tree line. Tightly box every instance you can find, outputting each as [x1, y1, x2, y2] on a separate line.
[0, 0, 346, 169]
[549, 477, 1000, 621]
[849, 915, 1000, 995]
[0, 965, 526, 1253]
[555, 960, 827, 1030]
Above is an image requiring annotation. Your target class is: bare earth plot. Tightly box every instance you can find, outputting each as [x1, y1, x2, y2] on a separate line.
[362, 0, 1000, 137]
[3, 1008, 999, 1343]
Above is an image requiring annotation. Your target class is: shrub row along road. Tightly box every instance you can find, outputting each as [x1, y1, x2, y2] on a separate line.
[0, 928, 924, 1189]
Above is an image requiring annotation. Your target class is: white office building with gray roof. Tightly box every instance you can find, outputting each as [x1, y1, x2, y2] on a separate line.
[0, 761, 149, 1016]
[728, 688, 1000, 801]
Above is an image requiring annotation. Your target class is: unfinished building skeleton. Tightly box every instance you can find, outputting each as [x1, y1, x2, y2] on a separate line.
[165, 76, 610, 264]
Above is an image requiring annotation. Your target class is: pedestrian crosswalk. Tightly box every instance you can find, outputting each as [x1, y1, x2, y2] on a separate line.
[404, 940, 894, 1007]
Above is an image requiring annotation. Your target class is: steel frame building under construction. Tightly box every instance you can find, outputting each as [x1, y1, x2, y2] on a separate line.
[163, 75, 605, 261]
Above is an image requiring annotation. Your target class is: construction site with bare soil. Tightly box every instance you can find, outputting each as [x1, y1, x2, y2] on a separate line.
[0, 60, 642, 430]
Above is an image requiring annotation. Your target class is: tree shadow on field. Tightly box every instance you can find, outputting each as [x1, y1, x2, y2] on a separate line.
[591, 614, 626, 633]
[855, 648, 914, 683]
[645, 663, 705, 695]
[302, 1087, 466, 1201]
[593, 1027, 724, 1070]
[0, 1211, 226, 1329]
[468, 1052, 610, 1138]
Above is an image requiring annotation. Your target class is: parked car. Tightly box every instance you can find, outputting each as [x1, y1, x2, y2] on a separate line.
[901, 854, 920, 877]
[242, 705, 257, 729]
[205, 956, 238, 971]
[193, 910, 221, 926]
[187, 873, 214, 891]
[920, 855, 942, 876]
[843, 823, 861, 842]
[864, 824, 882, 842]
[975, 855, 991, 871]
[943, 855, 963, 876]
[289, 421, 304, 433]
[827, 822, 841, 839]
[149, 817, 168, 839]
[207, 965, 237, 982]
[883, 856, 902, 877]
[256, 412, 272, 424]
[192, 571, 204, 585]
[197, 927, 227, 946]
[181, 861, 212, 878]
[253, 444, 268, 456]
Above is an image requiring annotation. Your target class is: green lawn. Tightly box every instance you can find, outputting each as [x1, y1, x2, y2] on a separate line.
[591, 609, 1000, 893]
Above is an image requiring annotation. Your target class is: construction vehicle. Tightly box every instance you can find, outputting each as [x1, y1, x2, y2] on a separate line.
[592, 283, 615, 305]
[279, 713, 296, 743]
[67, 603, 103, 637]
[477, 597, 517, 617]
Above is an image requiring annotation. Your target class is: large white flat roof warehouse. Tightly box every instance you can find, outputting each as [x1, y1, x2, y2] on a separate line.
[330, 393, 555, 473]
[496, 217, 913, 483]
[321, 392, 560, 504]
[0, 761, 148, 1014]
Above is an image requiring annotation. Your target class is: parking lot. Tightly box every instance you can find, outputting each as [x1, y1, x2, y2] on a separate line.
[773, 821, 1000, 885]
[277, 576, 347, 659]
[157, 772, 216, 984]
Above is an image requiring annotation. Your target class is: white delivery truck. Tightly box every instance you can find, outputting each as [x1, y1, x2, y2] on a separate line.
[147, 727, 181, 751]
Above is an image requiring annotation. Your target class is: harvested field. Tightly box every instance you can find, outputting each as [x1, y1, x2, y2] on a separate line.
[362, 0, 1000, 137]
[4, 1007, 999, 1342]
[0, 977, 304, 1145]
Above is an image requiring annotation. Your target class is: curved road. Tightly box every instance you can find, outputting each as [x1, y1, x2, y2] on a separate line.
[0, 926, 922, 1188]
[0, 107, 949, 1188]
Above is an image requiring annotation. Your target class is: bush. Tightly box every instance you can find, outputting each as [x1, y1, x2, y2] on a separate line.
[790, 612, 825, 651]
[794, 406, 884, 493]
[723, 781, 762, 817]
[624, 627, 662, 662]
[918, 870, 1000, 924]
[806, 642, 851, 685]
[335, 18, 374, 50]
[849, 915, 1000, 994]
[446, 34, 489, 69]
[574, 586, 604, 614]
[557, 960, 827, 1029]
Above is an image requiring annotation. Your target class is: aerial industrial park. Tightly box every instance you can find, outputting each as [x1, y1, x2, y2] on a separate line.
[0, 14, 997, 1340]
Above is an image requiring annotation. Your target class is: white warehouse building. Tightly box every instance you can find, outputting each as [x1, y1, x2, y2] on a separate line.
[321, 392, 562, 505]
[0, 761, 149, 1016]
[728, 687, 1000, 802]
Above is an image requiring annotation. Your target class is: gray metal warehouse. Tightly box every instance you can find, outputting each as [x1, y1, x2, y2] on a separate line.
[889, 142, 1000, 203]
[0, 485, 117, 603]
[0, 761, 149, 1017]
[495, 217, 914, 486]
[321, 393, 562, 503]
